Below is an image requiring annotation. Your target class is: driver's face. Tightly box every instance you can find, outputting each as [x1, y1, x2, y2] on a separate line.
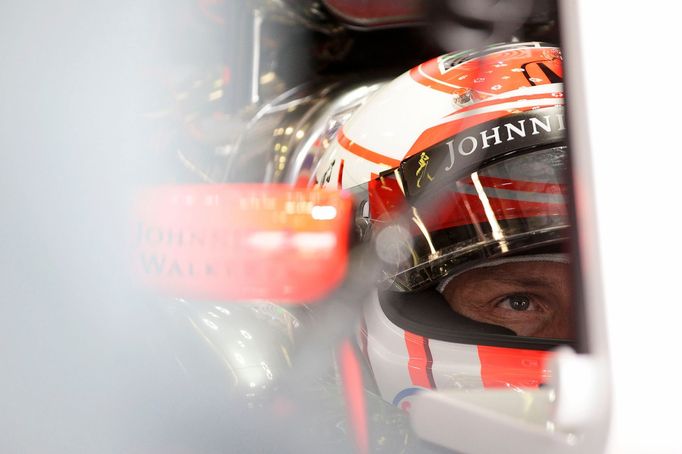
[440, 261, 573, 339]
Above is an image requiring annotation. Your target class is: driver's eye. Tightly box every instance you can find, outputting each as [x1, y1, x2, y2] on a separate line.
[496, 294, 533, 311]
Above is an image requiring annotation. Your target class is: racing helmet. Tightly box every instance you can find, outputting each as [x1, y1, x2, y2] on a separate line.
[313, 42, 574, 409]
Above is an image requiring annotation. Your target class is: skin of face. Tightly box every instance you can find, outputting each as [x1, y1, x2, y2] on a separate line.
[440, 261, 573, 339]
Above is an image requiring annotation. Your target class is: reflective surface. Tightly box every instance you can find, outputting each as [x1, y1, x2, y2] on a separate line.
[168, 298, 304, 401]
[225, 79, 387, 184]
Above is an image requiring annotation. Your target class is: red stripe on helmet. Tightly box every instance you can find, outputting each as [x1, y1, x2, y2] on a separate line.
[368, 172, 566, 230]
[404, 331, 436, 389]
[420, 192, 567, 232]
[477, 345, 553, 388]
[439, 92, 565, 119]
[337, 128, 401, 168]
[368, 172, 407, 221]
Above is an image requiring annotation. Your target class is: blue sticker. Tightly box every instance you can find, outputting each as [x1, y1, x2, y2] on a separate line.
[392, 387, 424, 407]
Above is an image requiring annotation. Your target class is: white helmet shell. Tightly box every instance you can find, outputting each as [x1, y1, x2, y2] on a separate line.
[316, 42, 567, 407]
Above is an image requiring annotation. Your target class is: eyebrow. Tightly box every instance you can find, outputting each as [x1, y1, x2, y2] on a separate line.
[478, 277, 553, 288]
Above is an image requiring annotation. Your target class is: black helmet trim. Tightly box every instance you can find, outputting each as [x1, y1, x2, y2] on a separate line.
[400, 105, 566, 199]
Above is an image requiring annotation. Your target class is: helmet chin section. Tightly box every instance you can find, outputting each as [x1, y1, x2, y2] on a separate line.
[361, 292, 562, 408]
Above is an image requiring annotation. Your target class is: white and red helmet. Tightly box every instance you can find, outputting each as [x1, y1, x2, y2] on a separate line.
[313, 42, 573, 409]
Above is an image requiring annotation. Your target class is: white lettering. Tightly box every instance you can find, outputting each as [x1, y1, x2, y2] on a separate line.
[530, 116, 552, 135]
[504, 120, 527, 141]
[458, 136, 478, 156]
[556, 113, 566, 131]
[445, 139, 456, 171]
[480, 126, 502, 149]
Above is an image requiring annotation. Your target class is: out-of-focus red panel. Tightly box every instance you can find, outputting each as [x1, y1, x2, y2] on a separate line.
[132, 184, 351, 303]
[477, 345, 553, 389]
[339, 340, 369, 454]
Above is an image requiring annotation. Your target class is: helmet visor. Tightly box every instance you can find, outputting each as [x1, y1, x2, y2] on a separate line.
[371, 146, 570, 291]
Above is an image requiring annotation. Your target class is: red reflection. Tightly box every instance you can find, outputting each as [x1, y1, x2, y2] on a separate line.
[477, 345, 553, 389]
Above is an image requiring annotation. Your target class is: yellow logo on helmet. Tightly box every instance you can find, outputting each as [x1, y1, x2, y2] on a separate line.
[416, 152, 434, 188]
